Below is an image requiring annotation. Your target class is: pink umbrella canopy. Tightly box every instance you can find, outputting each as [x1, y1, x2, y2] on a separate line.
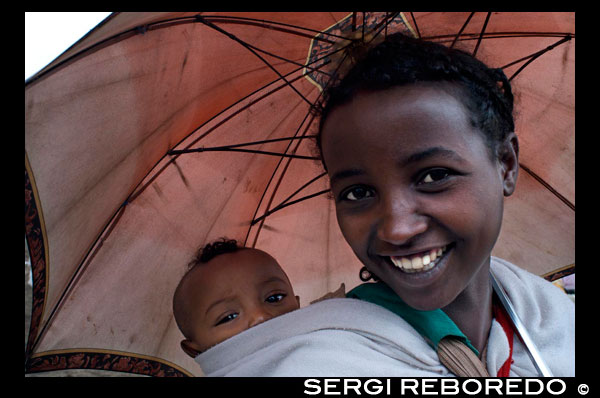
[25, 12, 574, 376]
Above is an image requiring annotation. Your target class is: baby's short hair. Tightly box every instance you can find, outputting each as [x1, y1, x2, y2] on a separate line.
[188, 237, 241, 269]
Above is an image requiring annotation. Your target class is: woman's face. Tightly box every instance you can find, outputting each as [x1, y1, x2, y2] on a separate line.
[320, 83, 517, 311]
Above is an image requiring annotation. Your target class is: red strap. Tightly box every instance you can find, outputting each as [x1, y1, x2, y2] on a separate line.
[492, 301, 515, 377]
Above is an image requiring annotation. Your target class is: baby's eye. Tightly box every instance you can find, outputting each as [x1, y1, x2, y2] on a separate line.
[215, 312, 238, 326]
[265, 293, 286, 303]
[341, 186, 374, 201]
[420, 169, 450, 184]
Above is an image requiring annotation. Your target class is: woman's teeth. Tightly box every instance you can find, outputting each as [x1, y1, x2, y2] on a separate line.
[389, 246, 447, 273]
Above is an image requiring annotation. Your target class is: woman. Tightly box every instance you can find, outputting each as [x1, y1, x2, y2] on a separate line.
[315, 32, 574, 376]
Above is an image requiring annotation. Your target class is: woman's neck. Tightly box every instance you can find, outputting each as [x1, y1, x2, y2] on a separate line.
[442, 262, 493, 356]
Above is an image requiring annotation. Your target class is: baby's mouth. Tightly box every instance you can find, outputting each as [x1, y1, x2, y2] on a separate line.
[388, 245, 450, 273]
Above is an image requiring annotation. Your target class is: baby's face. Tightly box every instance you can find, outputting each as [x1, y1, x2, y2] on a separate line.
[182, 249, 299, 353]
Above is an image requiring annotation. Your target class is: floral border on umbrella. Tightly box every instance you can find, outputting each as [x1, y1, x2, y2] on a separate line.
[25, 165, 47, 359]
[26, 350, 192, 377]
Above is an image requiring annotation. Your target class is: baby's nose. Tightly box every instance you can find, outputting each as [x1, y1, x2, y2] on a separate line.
[248, 307, 272, 328]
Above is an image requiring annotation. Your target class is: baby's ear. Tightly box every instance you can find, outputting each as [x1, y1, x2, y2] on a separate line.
[498, 132, 519, 197]
[181, 339, 201, 358]
[295, 295, 301, 307]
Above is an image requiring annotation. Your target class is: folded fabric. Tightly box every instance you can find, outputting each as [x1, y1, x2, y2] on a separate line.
[346, 282, 479, 355]
[195, 257, 574, 376]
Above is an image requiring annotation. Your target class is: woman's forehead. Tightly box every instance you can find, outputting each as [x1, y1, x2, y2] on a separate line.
[321, 85, 481, 156]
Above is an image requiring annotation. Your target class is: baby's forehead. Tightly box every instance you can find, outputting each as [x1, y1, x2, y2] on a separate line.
[188, 248, 283, 280]
[181, 249, 289, 304]
[211, 247, 276, 266]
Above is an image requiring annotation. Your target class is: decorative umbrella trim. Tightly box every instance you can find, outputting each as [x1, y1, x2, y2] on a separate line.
[26, 349, 193, 377]
[25, 156, 48, 361]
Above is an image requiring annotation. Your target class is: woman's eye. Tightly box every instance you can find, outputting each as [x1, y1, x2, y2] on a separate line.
[341, 186, 374, 201]
[266, 293, 286, 303]
[420, 169, 450, 184]
[216, 313, 238, 326]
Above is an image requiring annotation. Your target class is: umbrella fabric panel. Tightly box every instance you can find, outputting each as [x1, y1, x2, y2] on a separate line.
[480, 35, 574, 206]
[492, 170, 575, 276]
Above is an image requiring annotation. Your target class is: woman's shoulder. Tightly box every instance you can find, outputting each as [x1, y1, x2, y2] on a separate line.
[490, 256, 574, 316]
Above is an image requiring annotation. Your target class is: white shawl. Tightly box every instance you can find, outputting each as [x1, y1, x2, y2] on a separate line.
[196, 257, 574, 376]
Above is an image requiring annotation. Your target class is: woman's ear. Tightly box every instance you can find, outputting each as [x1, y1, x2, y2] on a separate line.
[181, 339, 201, 358]
[498, 132, 519, 197]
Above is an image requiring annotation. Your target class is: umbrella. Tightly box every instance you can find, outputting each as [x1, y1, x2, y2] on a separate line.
[25, 12, 574, 377]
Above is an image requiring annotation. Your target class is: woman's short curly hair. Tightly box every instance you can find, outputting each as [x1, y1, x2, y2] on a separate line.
[316, 32, 515, 161]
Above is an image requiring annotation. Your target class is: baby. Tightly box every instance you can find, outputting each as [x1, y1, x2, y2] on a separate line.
[172, 238, 300, 358]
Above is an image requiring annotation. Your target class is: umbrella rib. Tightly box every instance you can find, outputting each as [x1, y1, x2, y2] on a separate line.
[170, 147, 318, 160]
[273, 171, 328, 208]
[362, 12, 366, 41]
[363, 12, 402, 45]
[423, 31, 573, 44]
[451, 12, 476, 49]
[195, 15, 315, 109]
[251, 189, 331, 226]
[410, 12, 421, 38]
[385, 12, 388, 38]
[194, 17, 339, 78]
[472, 12, 492, 57]
[247, 41, 354, 244]
[504, 34, 573, 81]
[245, 111, 318, 247]
[251, 173, 329, 225]
[224, 39, 334, 78]
[202, 14, 355, 42]
[519, 163, 574, 211]
[168, 135, 318, 155]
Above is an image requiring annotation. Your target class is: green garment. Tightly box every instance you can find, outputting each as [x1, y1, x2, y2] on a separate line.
[346, 282, 479, 356]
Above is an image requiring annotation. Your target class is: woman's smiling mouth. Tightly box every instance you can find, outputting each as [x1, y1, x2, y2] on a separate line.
[387, 245, 450, 273]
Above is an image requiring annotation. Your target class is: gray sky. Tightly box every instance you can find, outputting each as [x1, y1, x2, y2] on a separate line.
[25, 12, 112, 80]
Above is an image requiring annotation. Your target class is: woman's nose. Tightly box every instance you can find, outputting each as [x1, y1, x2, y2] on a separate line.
[376, 196, 427, 245]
